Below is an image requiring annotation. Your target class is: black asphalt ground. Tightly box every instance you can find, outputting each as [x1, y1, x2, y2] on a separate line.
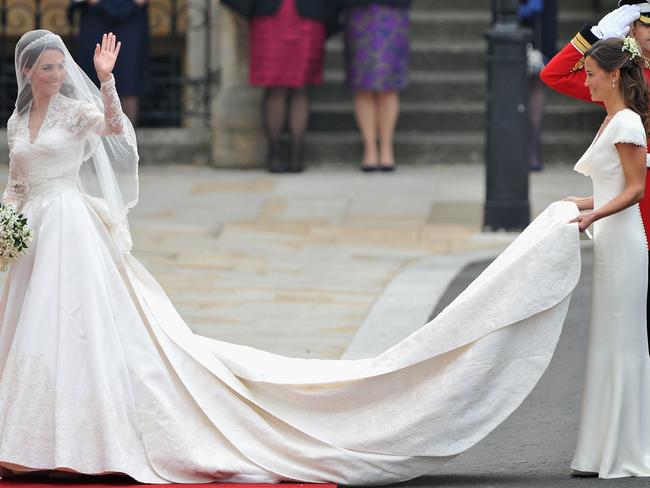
[384, 244, 650, 487]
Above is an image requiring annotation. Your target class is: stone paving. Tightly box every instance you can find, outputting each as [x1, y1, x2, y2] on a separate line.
[0, 164, 592, 359]
[127, 164, 591, 359]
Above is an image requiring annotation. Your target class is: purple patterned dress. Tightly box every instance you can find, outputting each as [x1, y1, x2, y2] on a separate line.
[344, 5, 410, 92]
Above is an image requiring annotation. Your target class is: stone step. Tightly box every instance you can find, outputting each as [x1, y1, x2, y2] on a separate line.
[411, 0, 602, 12]
[304, 0, 605, 166]
[324, 39, 487, 73]
[401, 11, 588, 44]
[0, 127, 589, 166]
[0, 127, 585, 166]
[137, 128, 211, 164]
[308, 102, 601, 133]
[0, 128, 212, 165]
[412, 0, 493, 11]
[304, 131, 595, 165]
[324, 8, 596, 74]
[313, 70, 593, 105]
[307, 0, 602, 164]
[315, 71, 487, 104]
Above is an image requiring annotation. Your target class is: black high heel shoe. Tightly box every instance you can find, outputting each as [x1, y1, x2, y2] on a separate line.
[288, 139, 305, 173]
[266, 142, 285, 173]
[360, 162, 378, 172]
[379, 161, 396, 172]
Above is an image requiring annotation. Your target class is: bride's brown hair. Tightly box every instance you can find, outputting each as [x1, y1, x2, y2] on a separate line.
[15, 43, 65, 113]
[585, 37, 650, 133]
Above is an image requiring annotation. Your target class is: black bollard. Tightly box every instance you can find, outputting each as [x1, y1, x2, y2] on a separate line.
[483, 0, 531, 231]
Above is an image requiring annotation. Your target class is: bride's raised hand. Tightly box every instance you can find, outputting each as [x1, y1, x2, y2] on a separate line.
[94, 33, 121, 84]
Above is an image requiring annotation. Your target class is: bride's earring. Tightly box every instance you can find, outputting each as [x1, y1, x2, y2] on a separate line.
[612, 78, 616, 88]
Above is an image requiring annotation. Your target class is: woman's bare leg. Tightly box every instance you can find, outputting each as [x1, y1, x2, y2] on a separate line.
[354, 91, 379, 170]
[377, 91, 399, 169]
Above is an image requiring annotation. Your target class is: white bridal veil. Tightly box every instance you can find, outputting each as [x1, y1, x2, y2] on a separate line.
[13, 29, 138, 252]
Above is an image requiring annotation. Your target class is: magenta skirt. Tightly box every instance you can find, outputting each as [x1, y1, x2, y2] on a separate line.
[249, 0, 327, 87]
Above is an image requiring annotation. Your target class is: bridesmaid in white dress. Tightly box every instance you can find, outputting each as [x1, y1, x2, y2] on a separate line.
[0, 29, 587, 484]
[564, 37, 650, 478]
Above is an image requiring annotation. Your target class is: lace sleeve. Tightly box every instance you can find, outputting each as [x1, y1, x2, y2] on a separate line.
[75, 75, 125, 137]
[98, 75, 125, 135]
[2, 118, 28, 210]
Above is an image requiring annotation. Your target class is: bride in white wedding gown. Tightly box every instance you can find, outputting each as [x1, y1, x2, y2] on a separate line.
[0, 30, 586, 484]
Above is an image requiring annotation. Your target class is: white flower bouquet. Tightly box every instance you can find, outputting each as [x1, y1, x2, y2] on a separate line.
[0, 203, 32, 270]
[623, 36, 642, 60]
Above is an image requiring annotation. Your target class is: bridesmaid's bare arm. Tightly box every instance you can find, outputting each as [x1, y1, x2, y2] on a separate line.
[563, 195, 594, 211]
[570, 143, 646, 232]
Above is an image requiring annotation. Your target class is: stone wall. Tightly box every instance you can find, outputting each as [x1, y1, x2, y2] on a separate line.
[211, 6, 265, 168]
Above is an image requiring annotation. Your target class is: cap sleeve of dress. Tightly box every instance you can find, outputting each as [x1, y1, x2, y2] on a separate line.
[612, 110, 647, 148]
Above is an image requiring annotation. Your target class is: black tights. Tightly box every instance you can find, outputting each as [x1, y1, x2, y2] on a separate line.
[263, 87, 309, 149]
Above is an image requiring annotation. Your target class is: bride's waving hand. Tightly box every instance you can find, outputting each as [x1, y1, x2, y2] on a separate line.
[93, 32, 121, 83]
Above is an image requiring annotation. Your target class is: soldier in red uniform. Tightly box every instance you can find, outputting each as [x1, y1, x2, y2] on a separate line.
[540, 0, 650, 353]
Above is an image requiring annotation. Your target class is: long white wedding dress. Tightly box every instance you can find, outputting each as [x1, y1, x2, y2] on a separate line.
[0, 87, 584, 483]
[571, 108, 650, 478]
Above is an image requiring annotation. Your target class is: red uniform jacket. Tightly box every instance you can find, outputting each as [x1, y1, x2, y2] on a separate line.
[540, 25, 650, 249]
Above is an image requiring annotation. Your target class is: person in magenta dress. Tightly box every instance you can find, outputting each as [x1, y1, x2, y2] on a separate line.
[341, 0, 411, 172]
[222, 0, 338, 173]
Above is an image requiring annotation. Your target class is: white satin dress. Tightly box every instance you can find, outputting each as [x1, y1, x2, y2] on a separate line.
[0, 85, 583, 483]
[572, 108, 650, 478]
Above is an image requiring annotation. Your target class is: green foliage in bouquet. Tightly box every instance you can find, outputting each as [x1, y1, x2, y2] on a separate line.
[0, 203, 33, 270]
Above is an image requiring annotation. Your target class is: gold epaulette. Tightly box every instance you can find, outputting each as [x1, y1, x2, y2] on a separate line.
[571, 31, 592, 55]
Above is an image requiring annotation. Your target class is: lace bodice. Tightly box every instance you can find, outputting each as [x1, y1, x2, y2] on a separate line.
[2, 76, 125, 209]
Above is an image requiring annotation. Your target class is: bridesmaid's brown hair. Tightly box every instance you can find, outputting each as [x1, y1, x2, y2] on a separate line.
[585, 37, 650, 133]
